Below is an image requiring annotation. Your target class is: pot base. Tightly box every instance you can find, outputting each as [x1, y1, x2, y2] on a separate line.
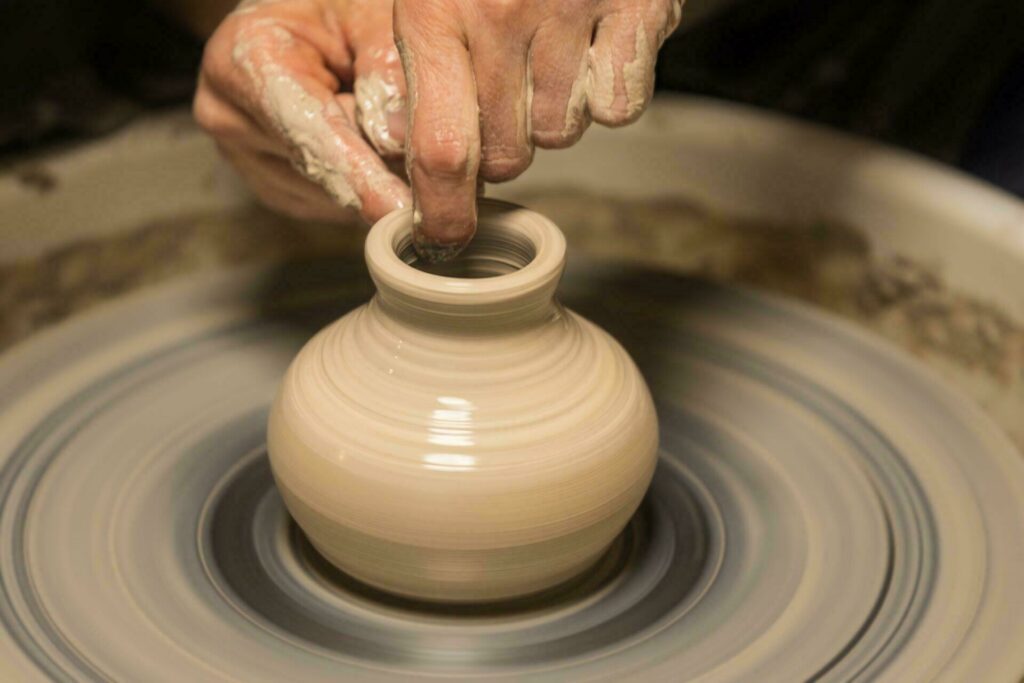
[275, 479, 629, 604]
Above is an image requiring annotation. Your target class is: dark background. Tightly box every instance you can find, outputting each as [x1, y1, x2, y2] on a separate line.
[2, 0, 1023, 195]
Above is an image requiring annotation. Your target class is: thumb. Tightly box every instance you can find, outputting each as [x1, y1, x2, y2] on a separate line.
[346, 4, 407, 158]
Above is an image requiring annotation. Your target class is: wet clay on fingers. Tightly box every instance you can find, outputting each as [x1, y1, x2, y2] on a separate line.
[196, 0, 411, 223]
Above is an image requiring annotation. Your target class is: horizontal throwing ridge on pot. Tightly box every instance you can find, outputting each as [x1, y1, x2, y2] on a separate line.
[267, 199, 659, 602]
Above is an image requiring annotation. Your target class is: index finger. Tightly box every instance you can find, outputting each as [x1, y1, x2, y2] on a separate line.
[395, 6, 480, 261]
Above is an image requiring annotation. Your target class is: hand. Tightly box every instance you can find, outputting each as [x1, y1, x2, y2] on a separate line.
[394, 0, 683, 258]
[193, 0, 411, 223]
[195, 0, 682, 258]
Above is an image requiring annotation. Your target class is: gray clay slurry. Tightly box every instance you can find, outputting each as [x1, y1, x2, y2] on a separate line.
[0, 260, 1022, 682]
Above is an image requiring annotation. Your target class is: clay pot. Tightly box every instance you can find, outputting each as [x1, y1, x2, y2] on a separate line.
[267, 199, 658, 603]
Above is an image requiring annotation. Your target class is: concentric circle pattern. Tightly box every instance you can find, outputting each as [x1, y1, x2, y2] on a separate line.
[1, 261, 1022, 682]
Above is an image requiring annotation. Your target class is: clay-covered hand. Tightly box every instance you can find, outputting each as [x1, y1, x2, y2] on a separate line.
[194, 0, 411, 223]
[396, 0, 683, 258]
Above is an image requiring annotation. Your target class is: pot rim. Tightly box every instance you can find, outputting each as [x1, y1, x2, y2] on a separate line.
[364, 198, 567, 310]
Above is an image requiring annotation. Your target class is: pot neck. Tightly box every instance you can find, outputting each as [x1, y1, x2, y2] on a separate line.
[365, 200, 567, 331]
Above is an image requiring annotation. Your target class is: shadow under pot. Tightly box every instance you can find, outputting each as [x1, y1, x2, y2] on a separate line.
[267, 199, 659, 603]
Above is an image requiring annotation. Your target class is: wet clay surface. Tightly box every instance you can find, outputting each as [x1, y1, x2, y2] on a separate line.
[1, 190, 1021, 449]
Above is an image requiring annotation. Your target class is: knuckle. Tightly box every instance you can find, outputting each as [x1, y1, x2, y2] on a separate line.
[192, 93, 225, 134]
[209, 13, 290, 78]
[479, 146, 532, 181]
[414, 129, 475, 180]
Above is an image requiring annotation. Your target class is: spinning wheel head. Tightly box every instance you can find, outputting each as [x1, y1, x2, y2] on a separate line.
[0, 261, 1021, 681]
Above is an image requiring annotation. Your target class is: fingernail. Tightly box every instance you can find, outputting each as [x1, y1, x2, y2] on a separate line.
[412, 210, 472, 263]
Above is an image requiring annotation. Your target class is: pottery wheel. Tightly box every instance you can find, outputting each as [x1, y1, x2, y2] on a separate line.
[1, 260, 1022, 682]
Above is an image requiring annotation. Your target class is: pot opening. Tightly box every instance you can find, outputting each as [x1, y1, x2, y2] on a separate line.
[395, 226, 537, 279]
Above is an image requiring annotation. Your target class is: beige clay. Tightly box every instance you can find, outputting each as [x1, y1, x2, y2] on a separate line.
[267, 199, 659, 602]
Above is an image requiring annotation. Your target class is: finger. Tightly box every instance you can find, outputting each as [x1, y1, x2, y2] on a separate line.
[228, 22, 411, 222]
[336, 89, 413, 201]
[194, 77, 291, 156]
[528, 24, 593, 149]
[587, 7, 665, 127]
[202, 8, 352, 116]
[219, 143, 358, 222]
[347, 3, 408, 157]
[469, 31, 533, 182]
[395, 7, 480, 258]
